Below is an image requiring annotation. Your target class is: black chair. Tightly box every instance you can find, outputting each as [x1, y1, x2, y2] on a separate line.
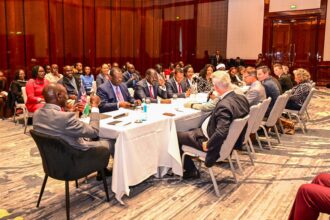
[30, 130, 111, 220]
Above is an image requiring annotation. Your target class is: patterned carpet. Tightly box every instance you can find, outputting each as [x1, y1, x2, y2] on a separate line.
[0, 87, 330, 220]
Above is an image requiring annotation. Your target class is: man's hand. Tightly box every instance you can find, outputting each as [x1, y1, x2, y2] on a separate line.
[185, 88, 191, 97]
[68, 94, 77, 100]
[119, 101, 132, 108]
[202, 141, 208, 152]
[66, 102, 84, 112]
[209, 93, 216, 100]
[134, 99, 141, 106]
[90, 95, 100, 108]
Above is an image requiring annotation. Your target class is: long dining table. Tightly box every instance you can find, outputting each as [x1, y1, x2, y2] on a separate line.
[96, 97, 209, 204]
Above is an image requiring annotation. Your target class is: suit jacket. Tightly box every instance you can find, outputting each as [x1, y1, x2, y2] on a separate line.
[205, 91, 250, 167]
[58, 76, 81, 97]
[33, 103, 110, 151]
[278, 74, 293, 92]
[97, 80, 135, 113]
[262, 76, 281, 117]
[246, 80, 266, 106]
[122, 71, 141, 89]
[166, 78, 189, 98]
[96, 73, 109, 88]
[134, 79, 167, 103]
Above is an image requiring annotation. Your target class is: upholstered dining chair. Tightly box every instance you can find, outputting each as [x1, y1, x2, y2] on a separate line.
[249, 97, 271, 150]
[259, 93, 289, 148]
[181, 115, 249, 197]
[30, 130, 111, 220]
[283, 88, 316, 134]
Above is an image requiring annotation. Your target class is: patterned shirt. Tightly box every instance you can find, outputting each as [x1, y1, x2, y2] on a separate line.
[197, 77, 213, 93]
[289, 81, 312, 107]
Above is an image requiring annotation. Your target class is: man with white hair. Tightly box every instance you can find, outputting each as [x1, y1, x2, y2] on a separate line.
[177, 71, 250, 179]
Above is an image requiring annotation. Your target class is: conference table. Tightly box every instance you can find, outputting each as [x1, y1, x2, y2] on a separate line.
[97, 96, 209, 204]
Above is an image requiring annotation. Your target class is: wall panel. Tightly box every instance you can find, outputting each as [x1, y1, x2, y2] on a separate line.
[0, 0, 229, 81]
[6, 0, 25, 80]
[24, 0, 49, 72]
[0, 0, 8, 73]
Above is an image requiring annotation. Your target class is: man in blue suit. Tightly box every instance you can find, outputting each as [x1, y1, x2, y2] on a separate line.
[97, 67, 140, 113]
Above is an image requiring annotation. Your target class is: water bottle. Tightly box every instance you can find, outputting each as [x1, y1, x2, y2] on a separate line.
[142, 98, 147, 121]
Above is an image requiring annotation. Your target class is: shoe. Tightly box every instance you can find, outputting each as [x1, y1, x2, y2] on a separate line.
[183, 170, 200, 180]
[96, 168, 112, 181]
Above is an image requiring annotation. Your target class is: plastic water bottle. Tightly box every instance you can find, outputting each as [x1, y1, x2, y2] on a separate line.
[142, 99, 147, 121]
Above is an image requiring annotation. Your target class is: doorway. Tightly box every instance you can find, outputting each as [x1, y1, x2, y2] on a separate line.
[270, 16, 319, 77]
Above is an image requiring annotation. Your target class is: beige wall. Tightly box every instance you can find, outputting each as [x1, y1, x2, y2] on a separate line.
[226, 0, 264, 59]
[324, 2, 330, 61]
[269, 0, 321, 12]
[226, 0, 330, 61]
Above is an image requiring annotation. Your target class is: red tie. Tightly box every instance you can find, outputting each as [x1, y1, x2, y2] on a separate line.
[149, 85, 154, 98]
[178, 83, 182, 94]
[115, 86, 124, 102]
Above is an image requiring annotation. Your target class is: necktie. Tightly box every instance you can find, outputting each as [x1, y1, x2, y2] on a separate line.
[115, 86, 124, 102]
[149, 85, 154, 99]
[178, 83, 182, 94]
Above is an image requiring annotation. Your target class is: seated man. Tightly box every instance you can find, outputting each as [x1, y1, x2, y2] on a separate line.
[45, 64, 63, 83]
[177, 71, 250, 179]
[257, 65, 281, 117]
[288, 173, 330, 220]
[97, 67, 140, 112]
[134, 68, 167, 103]
[273, 63, 293, 93]
[58, 65, 81, 101]
[33, 83, 115, 180]
[122, 63, 141, 89]
[243, 67, 266, 106]
[166, 67, 190, 98]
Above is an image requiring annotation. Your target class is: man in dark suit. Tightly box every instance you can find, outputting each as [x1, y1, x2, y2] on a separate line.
[122, 63, 141, 89]
[58, 65, 81, 101]
[166, 67, 190, 98]
[257, 65, 282, 117]
[177, 71, 250, 179]
[273, 63, 293, 92]
[134, 68, 167, 103]
[97, 67, 140, 113]
[33, 83, 114, 180]
[210, 50, 225, 67]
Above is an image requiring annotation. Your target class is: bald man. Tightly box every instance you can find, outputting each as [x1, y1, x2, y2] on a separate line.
[33, 83, 115, 180]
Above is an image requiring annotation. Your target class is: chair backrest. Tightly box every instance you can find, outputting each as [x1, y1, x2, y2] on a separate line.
[251, 97, 271, 133]
[22, 86, 27, 104]
[219, 115, 249, 161]
[298, 87, 316, 114]
[244, 103, 261, 143]
[30, 130, 109, 181]
[265, 93, 289, 126]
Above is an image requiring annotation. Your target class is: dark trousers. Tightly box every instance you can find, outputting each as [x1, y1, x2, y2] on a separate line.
[177, 128, 208, 172]
[286, 100, 301, 111]
[288, 173, 330, 220]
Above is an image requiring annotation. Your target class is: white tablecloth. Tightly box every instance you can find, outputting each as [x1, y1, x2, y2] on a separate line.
[98, 100, 208, 204]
